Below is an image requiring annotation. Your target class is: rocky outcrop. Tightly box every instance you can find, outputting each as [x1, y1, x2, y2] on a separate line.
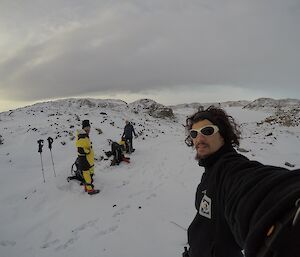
[244, 98, 300, 127]
[264, 108, 300, 127]
[129, 99, 174, 119]
[244, 98, 300, 111]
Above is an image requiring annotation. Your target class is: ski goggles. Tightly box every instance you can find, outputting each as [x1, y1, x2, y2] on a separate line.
[190, 125, 219, 138]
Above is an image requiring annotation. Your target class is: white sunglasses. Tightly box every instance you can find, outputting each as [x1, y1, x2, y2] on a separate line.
[190, 125, 219, 138]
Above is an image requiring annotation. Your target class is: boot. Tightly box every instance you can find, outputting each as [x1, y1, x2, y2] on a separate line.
[87, 189, 100, 195]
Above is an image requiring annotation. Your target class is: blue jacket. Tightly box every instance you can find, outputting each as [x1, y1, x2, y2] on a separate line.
[122, 123, 136, 139]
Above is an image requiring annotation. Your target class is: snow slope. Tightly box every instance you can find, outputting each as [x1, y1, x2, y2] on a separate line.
[0, 98, 299, 257]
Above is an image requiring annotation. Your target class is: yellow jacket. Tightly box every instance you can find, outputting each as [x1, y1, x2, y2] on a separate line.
[119, 139, 126, 152]
[76, 129, 94, 168]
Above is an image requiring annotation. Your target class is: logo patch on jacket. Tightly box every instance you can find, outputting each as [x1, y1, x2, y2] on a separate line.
[199, 194, 212, 219]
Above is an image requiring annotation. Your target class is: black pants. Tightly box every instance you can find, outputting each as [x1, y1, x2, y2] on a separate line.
[114, 149, 123, 163]
[111, 142, 124, 164]
[125, 137, 133, 153]
[77, 156, 90, 171]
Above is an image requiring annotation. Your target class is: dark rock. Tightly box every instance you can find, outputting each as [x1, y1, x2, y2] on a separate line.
[285, 162, 295, 168]
[237, 147, 250, 153]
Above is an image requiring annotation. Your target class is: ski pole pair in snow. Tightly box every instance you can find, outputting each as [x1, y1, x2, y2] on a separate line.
[37, 137, 56, 183]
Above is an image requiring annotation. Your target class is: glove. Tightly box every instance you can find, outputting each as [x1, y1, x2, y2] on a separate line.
[182, 247, 189, 257]
[89, 166, 94, 175]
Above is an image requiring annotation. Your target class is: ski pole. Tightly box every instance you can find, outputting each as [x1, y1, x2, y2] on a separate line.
[47, 137, 56, 177]
[170, 221, 187, 231]
[37, 139, 45, 183]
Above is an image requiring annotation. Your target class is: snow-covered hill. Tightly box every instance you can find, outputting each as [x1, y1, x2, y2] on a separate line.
[243, 97, 300, 111]
[243, 98, 300, 126]
[0, 98, 299, 257]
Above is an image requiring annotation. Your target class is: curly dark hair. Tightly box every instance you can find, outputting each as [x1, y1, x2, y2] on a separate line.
[185, 106, 241, 147]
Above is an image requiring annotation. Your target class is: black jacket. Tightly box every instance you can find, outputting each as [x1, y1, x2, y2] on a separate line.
[187, 144, 300, 257]
[122, 123, 136, 139]
[111, 142, 124, 163]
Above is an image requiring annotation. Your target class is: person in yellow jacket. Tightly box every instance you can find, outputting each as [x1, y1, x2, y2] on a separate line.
[119, 137, 127, 152]
[76, 120, 99, 195]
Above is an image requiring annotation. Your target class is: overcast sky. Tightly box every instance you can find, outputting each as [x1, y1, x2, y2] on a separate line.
[1, 0, 300, 111]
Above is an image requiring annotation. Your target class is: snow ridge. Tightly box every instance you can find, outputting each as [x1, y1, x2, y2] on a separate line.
[0, 97, 299, 257]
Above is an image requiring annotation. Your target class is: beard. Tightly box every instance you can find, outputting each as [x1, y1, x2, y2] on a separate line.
[195, 153, 201, 161]
[195, 152, 206, 160]
[194, 142, 209, 160]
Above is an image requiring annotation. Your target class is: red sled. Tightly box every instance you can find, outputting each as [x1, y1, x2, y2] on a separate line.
[122, 157, 130, 163]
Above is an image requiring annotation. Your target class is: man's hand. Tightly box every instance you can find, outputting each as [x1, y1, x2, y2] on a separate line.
[182, 247, 189, 257]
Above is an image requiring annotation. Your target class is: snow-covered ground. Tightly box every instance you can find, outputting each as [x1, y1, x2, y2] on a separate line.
[0, 98, 299, 257]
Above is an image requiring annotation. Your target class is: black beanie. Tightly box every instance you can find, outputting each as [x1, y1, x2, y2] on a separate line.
[82, 120, 90, 128]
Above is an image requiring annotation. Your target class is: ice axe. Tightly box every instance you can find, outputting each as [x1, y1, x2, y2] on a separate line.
[37, 139, 45, 183]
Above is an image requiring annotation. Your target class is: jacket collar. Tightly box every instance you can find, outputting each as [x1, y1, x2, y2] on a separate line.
[77, 129, 89, 138]
[77, 129, 87, 135]
[198, 143, 236, 168]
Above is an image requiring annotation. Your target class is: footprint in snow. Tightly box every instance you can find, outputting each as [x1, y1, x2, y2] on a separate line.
[116, 180, 130, 188]
[0, 240, 16, 247]
[54, 219, 99, 251]
[55, 237, 77, 251]
[112, 204, 131, 218]
[41, 239, 60, 249]
[146, 193, 157, 200]
[95, 225, 119, 237]
[71, 219, 99, 234]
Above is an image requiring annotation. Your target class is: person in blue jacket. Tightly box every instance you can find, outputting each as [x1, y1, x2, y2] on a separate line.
[183, 106, 300, 257]
[122, 120, 137, 153]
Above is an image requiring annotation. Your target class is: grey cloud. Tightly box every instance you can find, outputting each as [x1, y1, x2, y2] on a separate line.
[1, 0, 300, 101]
